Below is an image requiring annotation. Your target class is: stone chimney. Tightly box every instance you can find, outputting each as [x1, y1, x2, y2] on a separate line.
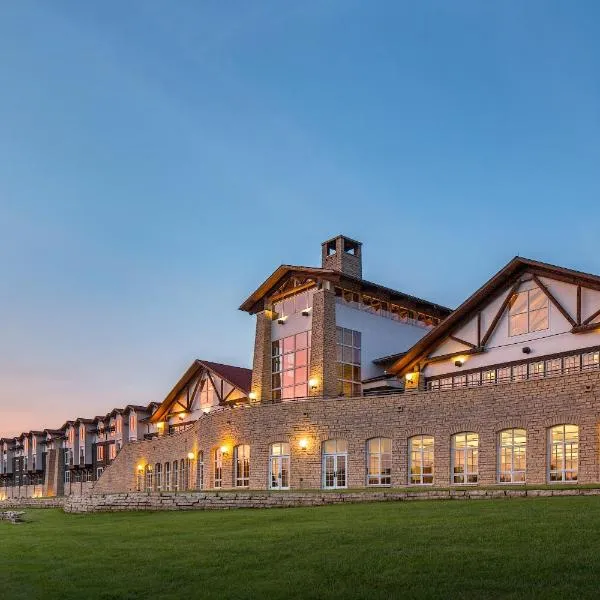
[321, 235, 362, 279]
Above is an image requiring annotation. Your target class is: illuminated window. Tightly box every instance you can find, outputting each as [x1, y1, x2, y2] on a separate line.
[179, 460, 186, 490]
[482, 370, 496, 385]
[269, 443, 290, 490]
[197, 452, 204, 490]
[409, 435, 434, 485]
[96, 446, 104, 461]
[145, 464, 153, 492]
[129, 414, 137, 440]
[497, 367, 511, 382]
[115, 418, 122, 435]
[172, 460, 179, 491]
[64, 470, 71, 484]
[440, 377, 453, 390]
[214, 449, 223, 488]
[545, 358, 562, 376]
[272, 331, 311, 400]
[529, 361, 544, 379]
[563, 355, 580, 373]
[273, 290, 311, 318]
[109, 444, 116, 460]
[322, 439, 348, 489]
[234, 445, 250, 487]
[512, 364, 528, 381]
[452, 433, 479, 484]
[366, 438, 391, 486]
[498, 429, 526, 483]
[509, 287, 548, 336]
[336, 327, 361, 396]
[549, 425, 578, 482]
[582, 351, 600, 371]
[467, 373, 481, 387]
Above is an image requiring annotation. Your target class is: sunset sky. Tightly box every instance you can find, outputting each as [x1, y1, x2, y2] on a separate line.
[1, 0, 599, 436]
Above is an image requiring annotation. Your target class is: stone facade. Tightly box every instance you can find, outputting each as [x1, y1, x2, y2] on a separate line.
[309, 288, 338, 398]
[92, 369, 600, 493]
[250, 310, 273, 402]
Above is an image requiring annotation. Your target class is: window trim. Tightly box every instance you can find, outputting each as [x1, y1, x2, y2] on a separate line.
[498, 428, 526, 484]
[408, 435, 434, 486]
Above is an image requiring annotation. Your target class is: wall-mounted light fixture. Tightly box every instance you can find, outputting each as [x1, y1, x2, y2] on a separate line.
[187, 452, 195, 460]
[309, 378, 318, 391]
[522, 347, 532, 354]
[301, 308, 311, 317]
[454, 360, 463, 367]
[220, 445, 229, 456]
[137, 464, 144, 472]
[248, 392, 257, 401]
[178, 412, 186, 421]
[277, 316, 287, 325]
[298, 438, 309, 450]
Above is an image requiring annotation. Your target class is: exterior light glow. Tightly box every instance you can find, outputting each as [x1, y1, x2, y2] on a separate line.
[309, 378, 318, 390]
[299, 438, 309, 449]
[178, 412, 186, 421]
[187, 452, 195, 460]
[220, 445, 229, 455]
[249, 392, 257, 401]
[137, 464, 144, 472]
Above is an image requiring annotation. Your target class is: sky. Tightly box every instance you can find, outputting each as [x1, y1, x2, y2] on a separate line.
[1, 1, 599, 436]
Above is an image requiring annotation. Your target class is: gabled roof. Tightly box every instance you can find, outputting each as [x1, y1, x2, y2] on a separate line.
[239, 265, 338, 313]
[239, 264, 452, 316]
[150, 360, 252, 423]
[389, 256, 600, 376]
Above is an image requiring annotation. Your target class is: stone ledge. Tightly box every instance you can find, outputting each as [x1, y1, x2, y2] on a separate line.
[62, 487, 600, 513]
[0, 497, 65, 509]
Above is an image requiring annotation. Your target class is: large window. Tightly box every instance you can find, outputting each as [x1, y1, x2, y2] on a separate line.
[179, 460, 186, 490]
[549, 425, 578, 482]
[164, 462, 171, 491]
[509, 287, 549, 336]
[452, 433, 479, 484]
[234, 445, 250, 487]
[336, 327, 361, 396]
[273, 290, 311, 318]
[172, 460, 179, 491]
[214, 449, 223, 488]
[366, 438, 391, 486]
[145, 464, 153, 492]
[155, 463, 162, 491]
[409, 435, 434, 485]
[272, 331, 311, 400]
[269, 443, 290, 490]
[499, 429, 526, 483]
[197, 452, 204, 490]
[322, 439, 348, 489]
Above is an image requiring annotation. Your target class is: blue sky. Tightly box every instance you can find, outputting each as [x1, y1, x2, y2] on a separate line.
[1, 1, 599, 435]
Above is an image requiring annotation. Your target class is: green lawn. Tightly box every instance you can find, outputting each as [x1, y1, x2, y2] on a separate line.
[2, 498, 600, 599]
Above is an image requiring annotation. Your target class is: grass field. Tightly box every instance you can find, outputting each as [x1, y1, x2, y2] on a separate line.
[2, 498, 600, 599]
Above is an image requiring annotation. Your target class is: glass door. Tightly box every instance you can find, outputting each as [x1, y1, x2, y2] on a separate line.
[322, 440, 348, 489]
[269, 443, 290, 490]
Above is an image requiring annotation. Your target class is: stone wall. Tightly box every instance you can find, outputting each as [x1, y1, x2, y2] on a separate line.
[0, 484, 45, 499]
[64, 487, 600, 513]
[0, 496, 64, 509]
[92, 370, 600, 493]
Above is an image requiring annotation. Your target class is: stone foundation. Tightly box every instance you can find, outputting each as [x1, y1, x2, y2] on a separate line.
[0, 497, 65, 509]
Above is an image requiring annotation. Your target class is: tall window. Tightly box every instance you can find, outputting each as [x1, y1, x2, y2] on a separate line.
[409, 435, 434, 485]
[155, 463, 162, 491]
[172, 460, 179, 491]
[322, 439, 348, 489]
[272, 331, 311, 400]
[269, 443, 290, 490]
[234, 445, 250, 487]
[337, 327, 361, 396]
[179, 460, 186, 490]
[214, 449, 223, 488]
[129, 414, 137, 440]
[509, 287, 548, 336]
[366, 438, 391, 486]
[109, 444, 116, 460]
[499, 429, 526, 483]
[549, 425, 578, 482]
[145, 464, 153, 492]
[97, 446, 104, 461]
[452, 433, 479, 484]
[197, 452, 204, 490]
[164, 462, 171, 491]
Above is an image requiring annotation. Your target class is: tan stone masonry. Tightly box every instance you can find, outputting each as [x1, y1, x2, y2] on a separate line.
[93, 370, 600, 494]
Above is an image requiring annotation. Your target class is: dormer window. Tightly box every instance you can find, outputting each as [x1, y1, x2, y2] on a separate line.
[509, 287, 549, 336]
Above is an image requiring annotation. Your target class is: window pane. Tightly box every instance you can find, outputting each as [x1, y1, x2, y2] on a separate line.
[510, 313, 528, 336]
[283, 335, 295, 354]
[295, 331, 308, 350]
[510, 292, 528, 315]
[529, 309, 548, 332]
[353, 331, 361, 348]
[528, 288, 548, 311]
[343, 329, 353, 346]
[296, 349, 307, 367]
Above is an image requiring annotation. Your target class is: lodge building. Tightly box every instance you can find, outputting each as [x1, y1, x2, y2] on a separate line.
[2, 235, 600, 500]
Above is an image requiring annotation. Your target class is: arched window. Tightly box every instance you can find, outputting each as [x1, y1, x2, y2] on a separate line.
[164, 462, 171, 491]
[451, 433, 478, 484]
[549, 425, 578, 482]
[269, 443, 290, 490]
[197, 452, 204, 490]
[322, 440, 348, 489]
[366, 438, 391, 486]
[135, 468, 143, 492]
[234, 445, 250, 488]
[499, 429, 526, 483]
[155, 463, 162, 491]
[214, 449, 223, 488]
[145, 464, 153, 492]
[172, 460, 179, 491]
[409, 435, 434, 485]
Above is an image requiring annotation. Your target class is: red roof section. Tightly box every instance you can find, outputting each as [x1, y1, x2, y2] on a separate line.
[198, 360, 252, 393]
